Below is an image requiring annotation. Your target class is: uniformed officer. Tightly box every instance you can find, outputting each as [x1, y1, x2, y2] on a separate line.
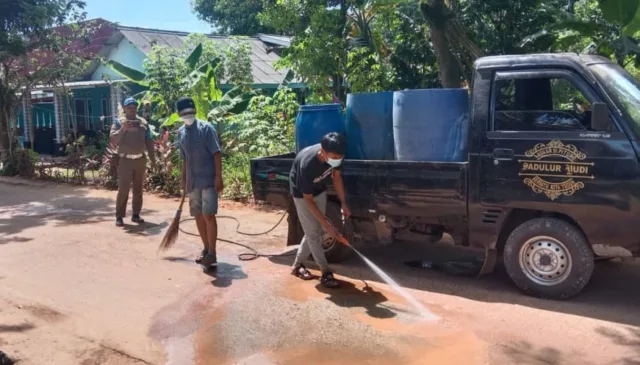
[110, 97, 156, 227]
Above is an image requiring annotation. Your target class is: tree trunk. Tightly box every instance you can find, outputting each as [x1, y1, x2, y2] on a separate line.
[429, 22, 463, 88]
[0, 107, 10, 164]
[420, 0, 463, 88]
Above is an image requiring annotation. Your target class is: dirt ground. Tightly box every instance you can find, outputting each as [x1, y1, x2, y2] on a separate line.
[1, 177, 639, 365]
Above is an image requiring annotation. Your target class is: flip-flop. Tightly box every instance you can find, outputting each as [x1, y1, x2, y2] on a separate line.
[320, 272, 340, 288]
[291, 264, 314, 281]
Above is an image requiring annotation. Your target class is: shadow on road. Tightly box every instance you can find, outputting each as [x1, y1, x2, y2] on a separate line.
[0, 180, 160, 241]
[269, 239, 640, 329]
[315, 280, 397, 319]
[0, 323, 35, 333]
[0, 237, 32, 245]
[206, 263, 248, 288]
[123, 220, 167, 236]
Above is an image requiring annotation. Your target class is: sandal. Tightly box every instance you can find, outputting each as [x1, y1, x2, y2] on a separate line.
[320, 271, 340, 288]
[195, 249, 208, 264]
[291, 264, 314, 281]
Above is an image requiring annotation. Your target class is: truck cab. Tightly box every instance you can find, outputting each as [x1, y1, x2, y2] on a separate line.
[251, 53, 640, 299]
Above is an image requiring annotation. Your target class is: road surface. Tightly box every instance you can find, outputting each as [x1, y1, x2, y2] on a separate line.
[0, 177, 638, 364]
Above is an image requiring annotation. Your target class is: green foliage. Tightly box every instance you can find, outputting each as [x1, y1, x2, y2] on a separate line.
[192, 0, 273, 35]
[1, 149, 39, 178]
[222, 88, 298, 156]
[216, 88, 299, 199]
[462, 0, 565, 54]
[145, 140, 183, 196]
[522, 0, 640, 66]
[346, 47, 393, 93]
[222, 154, 253, 199]
[0, 0, 87, 160]
[183, 34, 254, 85]
[263, 0, 351, 99]
[161, 85, 261, 128]
[106, 35, 254, 123]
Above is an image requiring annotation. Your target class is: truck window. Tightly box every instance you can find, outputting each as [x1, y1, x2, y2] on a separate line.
[493, 77, 609, 132]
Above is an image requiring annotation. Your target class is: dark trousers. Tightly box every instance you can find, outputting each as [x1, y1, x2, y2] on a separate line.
[116, 157, 146, 218]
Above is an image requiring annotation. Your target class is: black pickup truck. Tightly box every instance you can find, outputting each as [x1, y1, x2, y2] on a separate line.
[250, 53, 640, 299]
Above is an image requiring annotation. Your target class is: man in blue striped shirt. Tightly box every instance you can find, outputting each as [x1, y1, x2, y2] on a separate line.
[176, 97, 224, 269]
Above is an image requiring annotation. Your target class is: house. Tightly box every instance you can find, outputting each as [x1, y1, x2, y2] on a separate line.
[17, 19, 297, 155]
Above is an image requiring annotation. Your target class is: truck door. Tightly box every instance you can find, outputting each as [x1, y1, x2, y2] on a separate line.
[478, 68, 640, 245]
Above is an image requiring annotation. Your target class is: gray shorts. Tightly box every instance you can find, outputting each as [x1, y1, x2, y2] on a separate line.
[189, 188, 218, 216]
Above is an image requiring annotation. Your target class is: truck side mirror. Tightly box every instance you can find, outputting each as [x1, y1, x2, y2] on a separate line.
[591, 102, 611, 131]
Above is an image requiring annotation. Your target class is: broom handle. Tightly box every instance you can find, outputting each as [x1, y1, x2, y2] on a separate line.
[178, 191, 187, 211]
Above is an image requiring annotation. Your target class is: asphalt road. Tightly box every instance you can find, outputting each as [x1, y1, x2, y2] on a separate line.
[0, 177, 638, 365]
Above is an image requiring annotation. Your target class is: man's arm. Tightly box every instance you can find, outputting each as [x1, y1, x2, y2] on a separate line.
[109, 119, 126, 146]
[206, 123, 223, 193]
[143, 122, 156, 164]
[331, 169, 351, 218]
[177, 130, 186, 190]
[181, 162, 186, 191]
[214, 151, 222, 193]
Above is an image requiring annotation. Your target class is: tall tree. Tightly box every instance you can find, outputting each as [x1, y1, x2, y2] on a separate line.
[0, 0, 87, 162]
[192, 0, 274, 35]
[261, 0, 351, 101]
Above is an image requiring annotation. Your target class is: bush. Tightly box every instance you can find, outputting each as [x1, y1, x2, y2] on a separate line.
[145, 140, 182, 196]
[222, 88, 297, 156]
[218, 88, 298, 199]
[222, 153, 253, 199]
[1, 149, 39, 178]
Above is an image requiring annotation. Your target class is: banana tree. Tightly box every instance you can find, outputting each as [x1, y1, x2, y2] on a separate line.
[347, 3, 389, 58]
[104, 43, 221, 119]
[521, 0, 640, 67]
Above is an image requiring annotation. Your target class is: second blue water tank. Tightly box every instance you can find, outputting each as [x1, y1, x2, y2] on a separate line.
[345, 92, 394, 160]
[295, 104, 345, 153]
[393, 89, 469, 162]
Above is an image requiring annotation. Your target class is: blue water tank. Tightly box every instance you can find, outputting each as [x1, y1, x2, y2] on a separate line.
[345, 92, 394, 160]
[393, 89, 469, 162]
[295, 104, 345, 153]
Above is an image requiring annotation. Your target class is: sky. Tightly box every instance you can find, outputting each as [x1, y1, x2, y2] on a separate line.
[84, 0, 214, 33]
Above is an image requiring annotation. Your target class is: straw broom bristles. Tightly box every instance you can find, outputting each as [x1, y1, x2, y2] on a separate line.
[158, 192, 187, 251]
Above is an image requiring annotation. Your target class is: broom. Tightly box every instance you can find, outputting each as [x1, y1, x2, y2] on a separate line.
[158, 191, 187, 251]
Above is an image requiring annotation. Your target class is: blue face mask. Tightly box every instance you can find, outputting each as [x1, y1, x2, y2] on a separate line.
[327, 157, 343, 168]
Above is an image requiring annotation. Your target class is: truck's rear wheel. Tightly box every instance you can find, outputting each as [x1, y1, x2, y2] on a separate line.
[503, 217, 594, 299]
[322, 202, 352, 263]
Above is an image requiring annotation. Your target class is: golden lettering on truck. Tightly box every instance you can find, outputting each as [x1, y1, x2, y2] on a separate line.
[518, 140, 595, 201]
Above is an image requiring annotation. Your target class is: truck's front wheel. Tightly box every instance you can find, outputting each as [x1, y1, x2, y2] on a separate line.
[322, 202, 352, 263]
[503, 218, 594, 299]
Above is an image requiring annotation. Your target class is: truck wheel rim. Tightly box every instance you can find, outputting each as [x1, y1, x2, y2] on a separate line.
[322, 235, 336, 252]
[519, 236, 572, 286]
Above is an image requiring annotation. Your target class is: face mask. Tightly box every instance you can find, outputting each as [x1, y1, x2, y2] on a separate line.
[182, 115, 195, 126]
[327, 157, 343, 168]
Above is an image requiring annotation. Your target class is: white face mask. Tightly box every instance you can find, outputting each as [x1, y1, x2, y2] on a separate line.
[327, 157, 343, 168]
[182, 115, 195, 126]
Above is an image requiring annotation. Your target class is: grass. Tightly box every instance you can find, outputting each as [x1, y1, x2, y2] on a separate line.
[44, 167, 100, 183]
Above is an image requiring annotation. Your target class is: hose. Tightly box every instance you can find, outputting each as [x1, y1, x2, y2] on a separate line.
[178, 212, 294, 261]
[180, 213, 371, 289]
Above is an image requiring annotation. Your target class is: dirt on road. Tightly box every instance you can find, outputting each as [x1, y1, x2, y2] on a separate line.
[0, 177, 639, 365]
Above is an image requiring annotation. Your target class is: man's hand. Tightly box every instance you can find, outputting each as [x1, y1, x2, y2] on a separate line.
[341, 203, 352, 220]
[121, 121, 132, 131]
[215, 176, 224, 194]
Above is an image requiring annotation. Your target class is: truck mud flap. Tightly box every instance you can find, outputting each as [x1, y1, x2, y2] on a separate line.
[478, 248, 497, 277]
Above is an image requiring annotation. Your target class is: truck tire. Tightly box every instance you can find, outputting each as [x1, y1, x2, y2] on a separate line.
[322, 202, 352, 263]
[503, 217, 594, 299]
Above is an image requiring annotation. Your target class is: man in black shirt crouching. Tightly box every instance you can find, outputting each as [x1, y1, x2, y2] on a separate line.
[289, 132, 351, 288]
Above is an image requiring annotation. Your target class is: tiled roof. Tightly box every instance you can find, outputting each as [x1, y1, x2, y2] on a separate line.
[116, 26, 291, 85]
